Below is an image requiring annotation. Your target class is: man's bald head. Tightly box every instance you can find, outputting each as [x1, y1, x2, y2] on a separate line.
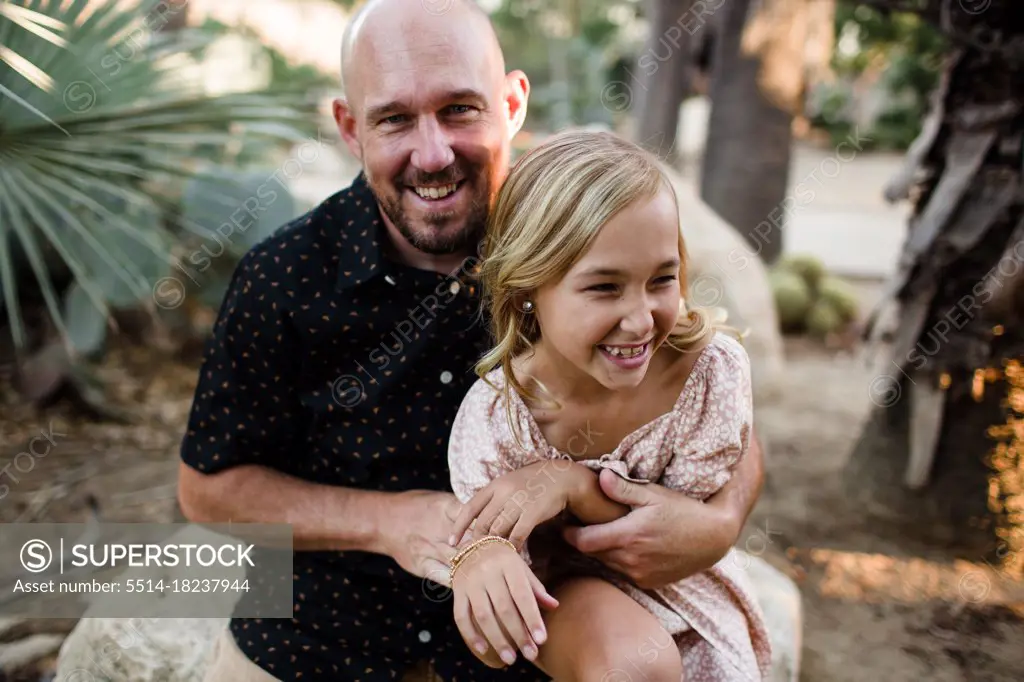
[340, 0, 503, 104]
[331, 0, 528, 264]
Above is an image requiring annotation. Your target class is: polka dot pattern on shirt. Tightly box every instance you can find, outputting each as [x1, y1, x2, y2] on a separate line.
[181, 173, 550, 682]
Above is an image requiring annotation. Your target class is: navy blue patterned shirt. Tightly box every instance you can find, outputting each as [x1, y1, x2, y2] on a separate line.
[180, 173, 548, 681]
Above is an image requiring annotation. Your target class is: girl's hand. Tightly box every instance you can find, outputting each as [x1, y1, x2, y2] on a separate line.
[451, 541, 558, 667]
[450, 460, 586, 549]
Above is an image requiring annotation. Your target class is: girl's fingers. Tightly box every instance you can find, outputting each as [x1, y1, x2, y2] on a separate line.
[507, 513, 539, 551]
[488, 578, 533, 664]
[527, 566, 560, 611]
[504, 565, 545, 655]
[453, 588, 488, 656]
[469, 584, 516, 666]
[450, 489, 494, 545]
[472, 499, 509, 541]
[486, 504, 521, 540]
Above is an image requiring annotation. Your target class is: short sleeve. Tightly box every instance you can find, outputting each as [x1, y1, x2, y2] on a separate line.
[447, 377, 535, 565]
[447, 378, 511, 504]
[180, 249, 304, 474]
[664, 334, 753, 499]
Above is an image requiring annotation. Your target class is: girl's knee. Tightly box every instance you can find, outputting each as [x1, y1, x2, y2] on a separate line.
[578, 637, 682, 682]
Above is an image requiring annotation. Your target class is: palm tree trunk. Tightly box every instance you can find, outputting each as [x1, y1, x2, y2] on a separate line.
[844, 0, 1024, 570]
[633, 0, 697, 162]
[700, 0, 811, 265]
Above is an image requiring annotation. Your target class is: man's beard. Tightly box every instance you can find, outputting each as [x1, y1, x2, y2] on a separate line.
[370, 172, 490, 256]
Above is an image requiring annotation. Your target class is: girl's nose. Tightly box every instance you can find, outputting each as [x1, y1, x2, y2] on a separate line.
[619, 304, 655, 338]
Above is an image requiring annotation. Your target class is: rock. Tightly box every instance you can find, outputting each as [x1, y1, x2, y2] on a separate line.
[660, 166, 787, 405]
[54, 558, 802, 682]
[54, 617, 225, 682]
[738, 552, 804, 682]
[0, 633, 64, 674]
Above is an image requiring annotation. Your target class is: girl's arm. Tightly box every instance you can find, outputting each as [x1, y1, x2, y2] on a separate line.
[565, 462, 631, 524]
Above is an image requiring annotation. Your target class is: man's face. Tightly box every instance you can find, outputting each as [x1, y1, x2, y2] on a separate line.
[336, 21, 527, 256]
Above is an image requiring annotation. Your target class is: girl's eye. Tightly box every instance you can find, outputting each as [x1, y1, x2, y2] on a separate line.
[587, 283, 618, 293]
[655, 275, 678, 285]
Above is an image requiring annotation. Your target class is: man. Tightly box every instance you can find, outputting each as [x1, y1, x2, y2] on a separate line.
[177, 0, 765, 680]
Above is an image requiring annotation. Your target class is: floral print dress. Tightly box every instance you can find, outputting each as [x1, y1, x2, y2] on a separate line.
[447, 332, 773, 681]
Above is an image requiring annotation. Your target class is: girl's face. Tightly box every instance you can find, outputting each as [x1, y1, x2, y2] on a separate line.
[532, 187, 683, 392]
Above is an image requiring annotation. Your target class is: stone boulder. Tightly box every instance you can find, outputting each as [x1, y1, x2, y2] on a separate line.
[54, 552, 801, 682]
[741, 554, 804, 682]
[54, 617, 225, 682]
[661, 165, 786, 406]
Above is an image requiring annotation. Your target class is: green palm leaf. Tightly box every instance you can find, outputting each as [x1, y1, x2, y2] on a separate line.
[0, 0, 318, 357]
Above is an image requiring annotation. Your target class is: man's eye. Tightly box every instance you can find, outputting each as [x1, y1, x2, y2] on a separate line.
[448, 105, 474, 115]
[382, 114, 407, 125]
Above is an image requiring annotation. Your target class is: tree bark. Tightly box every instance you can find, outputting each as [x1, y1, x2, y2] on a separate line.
[845, 0, 1024, 567]
[633, 0, 697, 162]
[700, 0, 811, 265]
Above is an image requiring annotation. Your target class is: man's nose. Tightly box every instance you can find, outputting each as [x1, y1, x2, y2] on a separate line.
[410, 118, 455, 173]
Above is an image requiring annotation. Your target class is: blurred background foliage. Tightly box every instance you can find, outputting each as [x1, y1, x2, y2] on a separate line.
[810, 3, 946, 150]
[0, 0, 948, 411]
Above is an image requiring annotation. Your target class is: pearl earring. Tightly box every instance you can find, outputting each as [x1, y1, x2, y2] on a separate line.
[522, 300, 534, 313]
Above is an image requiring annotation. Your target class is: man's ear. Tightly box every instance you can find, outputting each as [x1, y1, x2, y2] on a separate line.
[503, 69, 530, 139]
[333, 97, 363, 162]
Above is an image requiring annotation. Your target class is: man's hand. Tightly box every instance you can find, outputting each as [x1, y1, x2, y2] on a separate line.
[377, 490, 461, 582]
[562, 469, 741, 590]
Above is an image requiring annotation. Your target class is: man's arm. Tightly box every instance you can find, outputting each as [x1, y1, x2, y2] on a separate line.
[703, 426, 766, 546]
[176, 250, 456, 579]
[562, 427, 766, 589]
[178, 461, 457, 576]
[178, 461, 386, 552]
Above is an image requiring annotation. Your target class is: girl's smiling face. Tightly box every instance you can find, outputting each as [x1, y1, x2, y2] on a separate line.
[530, 186, 683, 393]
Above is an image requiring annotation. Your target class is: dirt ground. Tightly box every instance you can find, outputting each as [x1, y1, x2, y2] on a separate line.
[1, 280, 1022, 681]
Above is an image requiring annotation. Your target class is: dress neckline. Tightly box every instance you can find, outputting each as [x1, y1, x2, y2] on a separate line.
[499, 334, 722, 462]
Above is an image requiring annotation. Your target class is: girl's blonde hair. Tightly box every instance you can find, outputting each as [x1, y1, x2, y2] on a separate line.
[475, 129, 726, 440]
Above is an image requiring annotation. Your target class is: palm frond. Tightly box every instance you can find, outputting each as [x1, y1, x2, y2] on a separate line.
[0, 0, 320, 356]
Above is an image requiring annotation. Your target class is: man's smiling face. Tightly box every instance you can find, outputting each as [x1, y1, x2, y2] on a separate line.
[334, 1, 528, 257]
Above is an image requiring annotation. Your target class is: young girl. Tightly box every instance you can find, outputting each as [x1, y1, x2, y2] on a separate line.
[445, 130, 772, 681]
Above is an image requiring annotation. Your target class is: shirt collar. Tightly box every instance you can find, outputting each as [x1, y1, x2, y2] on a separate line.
[333, 172, 390, 292]
[331, 172, 485, 292]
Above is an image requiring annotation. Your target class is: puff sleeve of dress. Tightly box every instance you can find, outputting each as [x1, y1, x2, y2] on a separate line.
[662, 333, 754, 500]
[447, 376, 536, 565]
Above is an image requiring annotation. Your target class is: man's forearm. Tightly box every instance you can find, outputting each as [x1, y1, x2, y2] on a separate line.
[566, 465, 630, 524]
[177, 461, 391, 553]
[709, 428, 765, 536]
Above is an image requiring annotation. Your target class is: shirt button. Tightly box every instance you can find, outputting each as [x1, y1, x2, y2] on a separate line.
[418, 630, 432, 643]
[440, 371, 453, 385]
[449, 280, 461, 296]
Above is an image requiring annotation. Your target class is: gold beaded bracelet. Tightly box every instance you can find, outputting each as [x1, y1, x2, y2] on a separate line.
[448, 535, 516, 584]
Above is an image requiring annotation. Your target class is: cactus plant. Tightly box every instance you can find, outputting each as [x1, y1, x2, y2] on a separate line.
[779, 254, 827, 293]
[817, 275, 860, 323]
[770, 269, 813, 331]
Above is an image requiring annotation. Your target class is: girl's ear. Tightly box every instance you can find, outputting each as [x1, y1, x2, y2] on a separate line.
[511, 294, 535, 314]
